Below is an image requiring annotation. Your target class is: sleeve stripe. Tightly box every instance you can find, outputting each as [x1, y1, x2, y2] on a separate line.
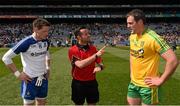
[148, 30, 170, 54]
[12, 36, 31, 52]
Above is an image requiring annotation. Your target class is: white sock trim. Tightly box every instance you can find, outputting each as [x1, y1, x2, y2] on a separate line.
[23, 99, 35, 104]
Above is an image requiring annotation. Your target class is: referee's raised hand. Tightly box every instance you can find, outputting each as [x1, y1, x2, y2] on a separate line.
[96, 46, 106, 57]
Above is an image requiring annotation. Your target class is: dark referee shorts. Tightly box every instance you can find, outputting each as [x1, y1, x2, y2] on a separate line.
[71, 79, 99, 105]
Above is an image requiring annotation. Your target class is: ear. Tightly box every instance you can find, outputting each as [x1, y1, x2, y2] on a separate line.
[33, 27, 38, 32]
[138, 19, 143, 25]
[76, 35, 81, 40]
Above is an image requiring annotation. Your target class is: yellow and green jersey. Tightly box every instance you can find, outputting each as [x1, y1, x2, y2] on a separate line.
[130, 28, 170, 87]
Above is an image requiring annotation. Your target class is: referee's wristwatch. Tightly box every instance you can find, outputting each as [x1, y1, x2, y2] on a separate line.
[98, 64, 104, 70]
[95, 54, 99, 59]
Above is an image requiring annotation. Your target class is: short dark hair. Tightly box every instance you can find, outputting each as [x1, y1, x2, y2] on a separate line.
[33, 18, 51, 30]
[73, 26, 87, 38]
[126, 9, 146, 24]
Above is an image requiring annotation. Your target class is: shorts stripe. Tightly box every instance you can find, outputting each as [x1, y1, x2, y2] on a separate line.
[128, 83, 160, 105]
[151, 87, 159, 104]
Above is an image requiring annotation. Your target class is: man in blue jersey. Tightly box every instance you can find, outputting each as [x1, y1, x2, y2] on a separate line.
[2, 18, 51, 106]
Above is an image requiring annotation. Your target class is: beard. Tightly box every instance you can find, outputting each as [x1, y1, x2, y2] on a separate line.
[81, 39, 90, 44]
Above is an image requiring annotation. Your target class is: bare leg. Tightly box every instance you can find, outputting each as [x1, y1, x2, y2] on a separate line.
[127, 96, 141, 105]
[36, 98, 46, 106]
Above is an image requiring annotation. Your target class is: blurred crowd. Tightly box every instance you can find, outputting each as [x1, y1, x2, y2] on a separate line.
[0, 22, 179, 48]
[0, 10, 179, 16]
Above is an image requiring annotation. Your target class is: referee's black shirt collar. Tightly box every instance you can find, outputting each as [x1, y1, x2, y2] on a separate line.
[76, 43, 90, 51]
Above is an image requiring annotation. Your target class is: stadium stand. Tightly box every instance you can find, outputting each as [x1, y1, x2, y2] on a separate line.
[0, 1, 179, 105]
[0, 0, 179, 48]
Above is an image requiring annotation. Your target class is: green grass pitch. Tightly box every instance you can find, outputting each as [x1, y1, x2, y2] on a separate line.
[0, 46, 179, 105]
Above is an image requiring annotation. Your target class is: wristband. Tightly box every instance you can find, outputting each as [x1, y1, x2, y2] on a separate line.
[14, 71, 20, 78]
[99, 65, 104, 70]
[98, 64, 104, 70]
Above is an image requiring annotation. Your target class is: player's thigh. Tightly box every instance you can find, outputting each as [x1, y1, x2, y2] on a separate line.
[21, 80, 36, 101]
[36, 98, 46, 105]
[36, 79, 48, 98]
[140, 87, 159, 105]
[127, 96, 141, 105]
[36, 80, 48, 106]
[127, 83, 141, 105]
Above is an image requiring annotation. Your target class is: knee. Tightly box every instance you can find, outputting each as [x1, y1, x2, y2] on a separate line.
[36, 99, 46, 105]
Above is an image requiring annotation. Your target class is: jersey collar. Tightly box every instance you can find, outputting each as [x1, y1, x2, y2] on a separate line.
[32, 32, 38, 41]
[32, 32, 47, 42]
[76, 43, 90, 51]
[142, 27, 148, 35]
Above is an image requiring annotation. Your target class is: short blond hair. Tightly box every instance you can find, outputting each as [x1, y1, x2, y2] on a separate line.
[33, 18, 50, 30]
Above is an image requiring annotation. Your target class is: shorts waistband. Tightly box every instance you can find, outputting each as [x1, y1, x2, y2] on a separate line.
[73, 78, 97, 84]
[32, 73, 47, 79]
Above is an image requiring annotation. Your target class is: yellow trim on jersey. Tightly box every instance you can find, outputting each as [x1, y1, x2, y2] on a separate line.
[151, 87, 159, 104]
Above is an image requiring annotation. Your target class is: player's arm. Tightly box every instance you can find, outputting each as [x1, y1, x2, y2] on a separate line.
[145, 49, 179, 87]
[2, 49, 19, 75]
[75, 46, 106, 69]
[2, 49, 32, 82]
[145, 35, 179, 86]
[45, 51, 51, 79]
[45, 40, 51, 79]
[46, 51, 51, 69]
[129, 36, 132, 79]
[159, 49, 179, 84]
[130, 54, 132, 79]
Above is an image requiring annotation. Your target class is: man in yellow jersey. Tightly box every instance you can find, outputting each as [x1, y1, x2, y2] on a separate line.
[126, 9, 179, 105]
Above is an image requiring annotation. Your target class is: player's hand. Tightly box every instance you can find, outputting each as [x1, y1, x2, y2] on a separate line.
[93, 66, 102, 73]
[144, 77, 163, 87]
[18, 72, 32, 83]
[96, 46, 106, 57]
[35, 75, 45, 86]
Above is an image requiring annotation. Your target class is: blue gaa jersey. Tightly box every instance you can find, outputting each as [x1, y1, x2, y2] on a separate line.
[3, 34, 50, 78]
